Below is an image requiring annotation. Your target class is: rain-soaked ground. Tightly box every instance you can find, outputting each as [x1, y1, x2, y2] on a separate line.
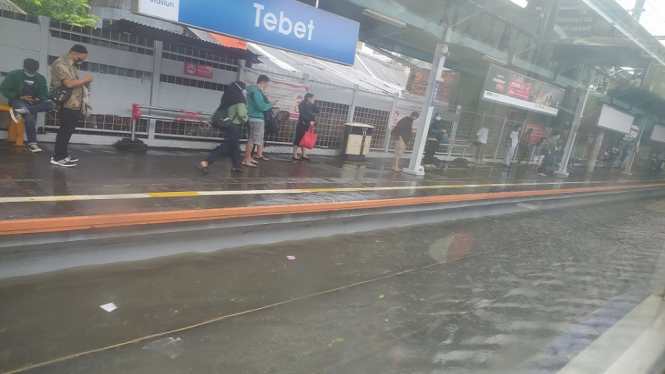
[2, 196, 665, 373]
[1, 143, 663, 220]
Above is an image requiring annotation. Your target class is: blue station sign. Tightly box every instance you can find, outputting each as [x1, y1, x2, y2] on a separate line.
[132, 0, 360, 65]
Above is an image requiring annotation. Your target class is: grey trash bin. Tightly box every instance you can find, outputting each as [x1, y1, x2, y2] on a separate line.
[342, 123, 374, 160]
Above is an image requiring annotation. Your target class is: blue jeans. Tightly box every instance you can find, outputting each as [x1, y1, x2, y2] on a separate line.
[10, 99, 54, 145]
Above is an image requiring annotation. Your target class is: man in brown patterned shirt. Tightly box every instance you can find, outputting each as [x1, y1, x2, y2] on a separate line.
[49, 44, 93, 167]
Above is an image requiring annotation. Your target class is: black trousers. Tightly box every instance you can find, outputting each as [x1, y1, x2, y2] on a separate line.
[205, 124, 241, 168]
[54, 108, 79, 161]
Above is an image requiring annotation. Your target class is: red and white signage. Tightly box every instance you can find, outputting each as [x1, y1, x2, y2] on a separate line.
[184, 62, 213, 79]
[524, 123, 551, 143]
[242, 70, 308, 119]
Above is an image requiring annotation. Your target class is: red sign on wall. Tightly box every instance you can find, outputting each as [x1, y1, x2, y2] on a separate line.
[184, 62, 213, 79]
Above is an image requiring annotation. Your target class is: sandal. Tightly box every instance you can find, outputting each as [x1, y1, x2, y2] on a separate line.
[292, 156, 301, 161]
[301, 156, 311, 161]
[255, 156, 270, 161]
[197, 163, 209, 174]
[242, 162, 257, 168]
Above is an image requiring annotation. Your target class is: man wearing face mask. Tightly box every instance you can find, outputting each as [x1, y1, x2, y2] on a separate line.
[0, 58, 54, 153]
[49, 44, 93, 167]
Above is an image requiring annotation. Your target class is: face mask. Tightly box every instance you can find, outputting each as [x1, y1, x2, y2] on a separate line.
[242, 89, 247, 96]
[435, 116, 441, 121]
[25, 72, 36, 77]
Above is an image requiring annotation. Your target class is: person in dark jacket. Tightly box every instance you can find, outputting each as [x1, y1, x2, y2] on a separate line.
[197, 81, 248, 174]
[391, 111, 419, 172]
[422, 113, 448, 169]
[293, 93, 319, 161]
[0, 58, 54, 153]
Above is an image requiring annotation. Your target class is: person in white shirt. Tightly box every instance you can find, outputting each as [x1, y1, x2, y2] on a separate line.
[475, 126, 489, 164]
[503, 125, 521, 166]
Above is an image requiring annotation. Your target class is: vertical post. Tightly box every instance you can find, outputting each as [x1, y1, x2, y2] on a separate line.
[347, 84, 359, 124]
[148, 41, 163, 140]
[585, 128, 605, 173]
[384, 92, 399, 152]
[493, 115, 507, 160]
[623, 115, 648, 175]
[556, 87, 590, 176]
[404, 29, 451, 176]
[131, 120, 136, 141]
[37, 16, 50, 131]
[448, 105, 460, 157]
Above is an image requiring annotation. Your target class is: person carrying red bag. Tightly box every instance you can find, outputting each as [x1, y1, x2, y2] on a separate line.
[293, 93, 319, 161]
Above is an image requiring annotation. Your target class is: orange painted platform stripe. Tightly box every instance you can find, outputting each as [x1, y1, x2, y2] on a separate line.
[1, 183, 663, 236]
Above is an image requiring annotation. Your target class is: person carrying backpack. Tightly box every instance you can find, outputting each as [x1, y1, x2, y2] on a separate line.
[197, 81, 247, 174]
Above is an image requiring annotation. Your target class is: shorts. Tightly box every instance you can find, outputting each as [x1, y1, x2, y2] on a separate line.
[248, 117, 265, 144]
[395, 138, 406, 158]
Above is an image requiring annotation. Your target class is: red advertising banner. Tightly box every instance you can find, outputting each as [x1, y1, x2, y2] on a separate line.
[184, 62, 213, 79]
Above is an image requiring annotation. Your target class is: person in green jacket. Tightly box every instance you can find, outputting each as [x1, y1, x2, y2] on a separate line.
[242, 75, 274, 166]
[0, 58, 54, 153]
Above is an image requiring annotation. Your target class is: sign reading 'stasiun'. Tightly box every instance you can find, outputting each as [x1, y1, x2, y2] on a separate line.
[132, 0, 359, 65]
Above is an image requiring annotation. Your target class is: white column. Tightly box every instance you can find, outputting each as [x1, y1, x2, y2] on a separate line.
[403, 29, 450, 176]
[384, 92, 399, 152]
[556, 87, 591, 176]
[148, 41, 163, 140]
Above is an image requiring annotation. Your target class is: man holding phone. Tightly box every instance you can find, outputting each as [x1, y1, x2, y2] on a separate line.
[0, 58, 54, 153]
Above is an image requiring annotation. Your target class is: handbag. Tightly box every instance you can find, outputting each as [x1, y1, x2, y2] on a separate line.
[49, 85, 73, 106]
[299, 125, 317, 149]
[80, 86, 92, 119]
[210, 106, 232, 129]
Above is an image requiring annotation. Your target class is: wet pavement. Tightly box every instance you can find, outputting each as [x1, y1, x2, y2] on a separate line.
[2, 195, 664, 373]
[1, 143, 663, 220]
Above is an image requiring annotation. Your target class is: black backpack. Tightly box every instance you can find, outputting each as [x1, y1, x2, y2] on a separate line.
[249, 87, 278, 135]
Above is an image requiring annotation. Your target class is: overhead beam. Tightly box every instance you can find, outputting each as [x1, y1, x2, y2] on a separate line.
[360, 25, 410, 42]
[340, 0, 447, 40]
[364, 44, 430, 75]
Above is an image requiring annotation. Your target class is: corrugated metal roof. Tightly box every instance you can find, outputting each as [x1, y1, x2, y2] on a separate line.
[244, 43, 409, 95]
[0, 0, 25, 13]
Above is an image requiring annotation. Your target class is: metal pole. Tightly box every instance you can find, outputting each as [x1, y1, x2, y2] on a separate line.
[347, 84, 359, 124]
[493, 115, 507, 160]
[623, 115, 648, 175]
[404, 28, 451, 176]
[556, 87, 591, 176]
[131, 120, 136, 141]
[384, 93, 400, 152]
[448, 105, 460, 157]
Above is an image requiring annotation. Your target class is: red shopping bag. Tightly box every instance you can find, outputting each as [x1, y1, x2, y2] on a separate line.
[299, 125, 317, 149]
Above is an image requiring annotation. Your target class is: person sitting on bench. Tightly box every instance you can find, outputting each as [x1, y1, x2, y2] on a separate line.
[0, 58, 54, 153]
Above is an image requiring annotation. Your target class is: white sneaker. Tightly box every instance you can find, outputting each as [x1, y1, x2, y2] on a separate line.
[29, 145, 42, 153]
[9, 109, 22, 123]
[64, 155, 79, 163]
[50, 158, 76, 167]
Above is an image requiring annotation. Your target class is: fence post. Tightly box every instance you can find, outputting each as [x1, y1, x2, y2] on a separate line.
[384, 93, 399, 152]
[493, 115, 507, 160]
[347, 84, 359, 124]
[148, 41, 163, 140]
[36, 16, 50, 131]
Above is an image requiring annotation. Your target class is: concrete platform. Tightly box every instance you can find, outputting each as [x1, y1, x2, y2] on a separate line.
[1, 142, 663, 222]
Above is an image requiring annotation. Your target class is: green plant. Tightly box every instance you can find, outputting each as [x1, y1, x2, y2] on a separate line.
[13, 0, 100, 27]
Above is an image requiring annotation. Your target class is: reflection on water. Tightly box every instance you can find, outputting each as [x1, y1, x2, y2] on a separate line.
[1, 198, 664, 374]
